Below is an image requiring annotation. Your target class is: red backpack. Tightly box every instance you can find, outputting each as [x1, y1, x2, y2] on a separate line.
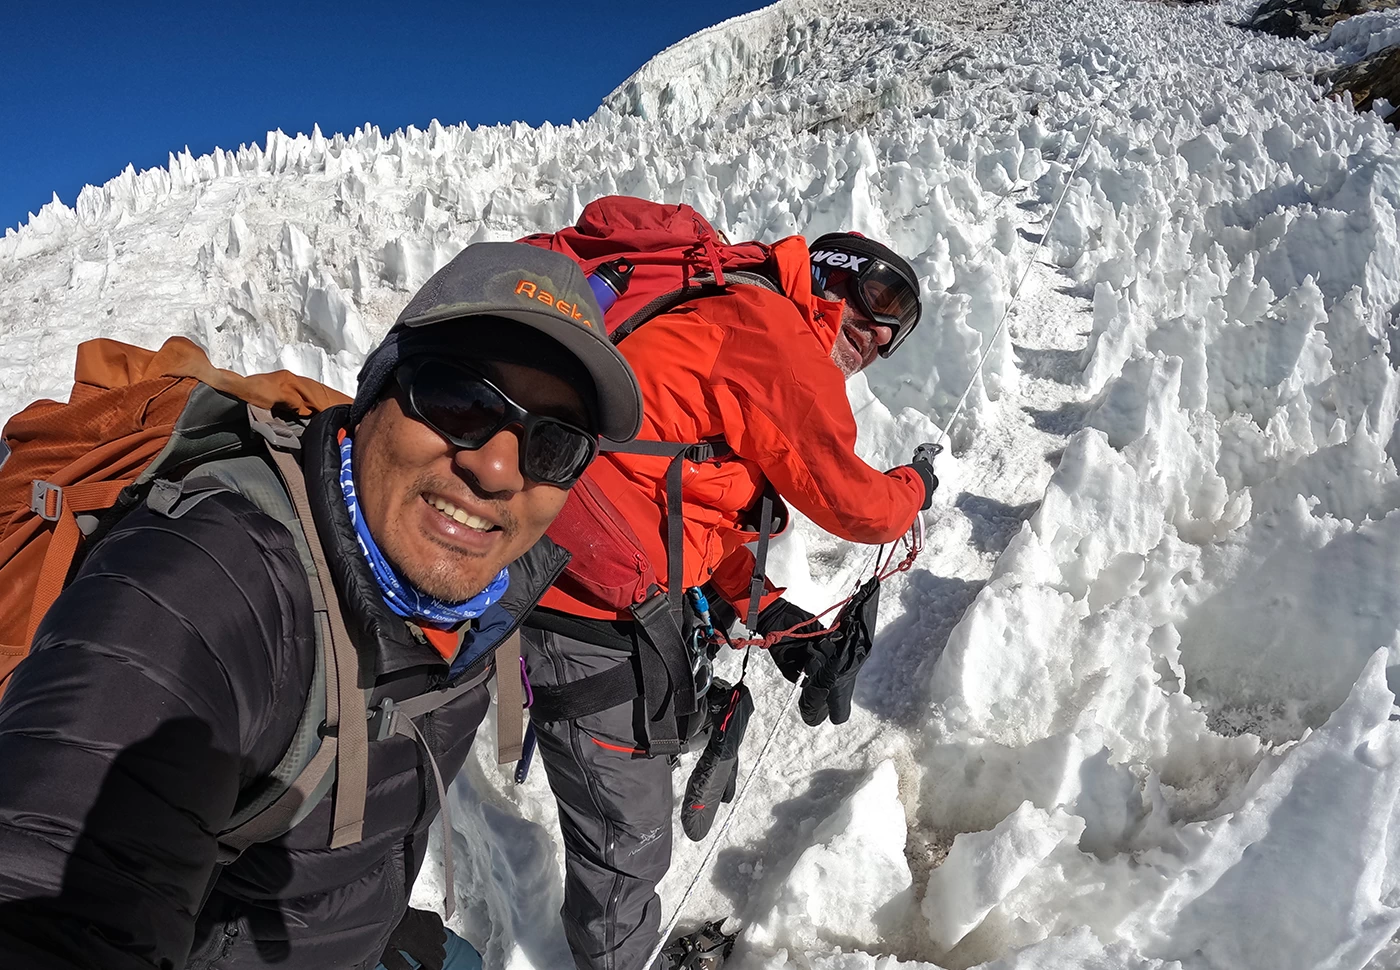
[520, 195, 777, 342]
[519, 196, 786, 618]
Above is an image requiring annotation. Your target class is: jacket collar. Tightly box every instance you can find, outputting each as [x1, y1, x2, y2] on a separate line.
[301, 406, 570, 682]
[772, 234, 844, 354]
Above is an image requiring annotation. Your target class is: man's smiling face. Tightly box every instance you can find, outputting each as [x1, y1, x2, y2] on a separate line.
[353, 359, 589, 601]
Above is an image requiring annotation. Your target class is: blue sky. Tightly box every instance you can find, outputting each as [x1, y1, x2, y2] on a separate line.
[1, 1, 772, 233]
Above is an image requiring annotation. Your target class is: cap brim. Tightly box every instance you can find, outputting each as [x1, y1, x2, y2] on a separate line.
[401, 305, 643, 441]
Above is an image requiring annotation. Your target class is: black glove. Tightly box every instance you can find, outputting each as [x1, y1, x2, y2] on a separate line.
[379, 907, 447, 970]
[753, 598, 822, 682]
[681, 680, 753, 841]
[799, 576, 881, 726]
[698, 589, 820, 683]
[908, 441, 942, 510]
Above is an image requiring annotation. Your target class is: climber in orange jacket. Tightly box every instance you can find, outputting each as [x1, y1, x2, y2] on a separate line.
[539, 231, 931, 622]
[521, 230, 936, 970]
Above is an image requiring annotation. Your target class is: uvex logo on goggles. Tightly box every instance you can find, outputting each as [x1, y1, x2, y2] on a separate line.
[810, 249, 870, 273]
[514, 279, 596, 329]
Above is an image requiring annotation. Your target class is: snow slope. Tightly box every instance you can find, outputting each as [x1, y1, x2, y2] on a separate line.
[6, 0, 1400, 967]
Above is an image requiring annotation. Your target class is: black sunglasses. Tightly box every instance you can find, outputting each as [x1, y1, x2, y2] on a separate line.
[813, 256, 923, 357]
[396, 359, 599, 487]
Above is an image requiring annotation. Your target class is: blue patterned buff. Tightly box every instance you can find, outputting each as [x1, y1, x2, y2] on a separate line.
[338, 434, 509, 626]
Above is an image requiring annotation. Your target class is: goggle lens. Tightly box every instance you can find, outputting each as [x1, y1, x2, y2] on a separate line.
[812, 252, 923, 357]
[860, 264, 921, 327]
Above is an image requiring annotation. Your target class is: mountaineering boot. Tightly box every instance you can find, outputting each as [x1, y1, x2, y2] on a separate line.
[681, 681, 753, 841]
[660, 919, 737, 969]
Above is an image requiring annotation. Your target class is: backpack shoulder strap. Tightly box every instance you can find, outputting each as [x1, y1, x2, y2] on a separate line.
[609, 270, 782, 345]
[494, 631, 525, 764]
[201, 408, 368, 857]
[602, 439, 730, 617]
[262, 442, 368, 851]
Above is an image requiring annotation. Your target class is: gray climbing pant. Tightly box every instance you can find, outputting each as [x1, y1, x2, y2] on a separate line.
[522, 626, 673, 970]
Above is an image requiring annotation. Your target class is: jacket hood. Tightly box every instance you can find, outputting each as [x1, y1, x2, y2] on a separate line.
[771, 235, 845, 355]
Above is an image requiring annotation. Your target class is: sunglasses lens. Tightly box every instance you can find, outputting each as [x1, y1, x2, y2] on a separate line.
[409, 361, 507, 447]
[522, 419, 597, 486]
[404, 359, 598, 486]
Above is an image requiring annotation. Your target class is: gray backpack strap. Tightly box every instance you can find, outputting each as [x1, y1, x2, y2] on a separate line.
[494, 631, 524, 764]
[263, 443, 369, 850]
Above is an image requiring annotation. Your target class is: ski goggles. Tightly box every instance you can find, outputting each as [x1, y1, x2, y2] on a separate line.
[811, 254, 923, 357]
[396, 359, 599, 487]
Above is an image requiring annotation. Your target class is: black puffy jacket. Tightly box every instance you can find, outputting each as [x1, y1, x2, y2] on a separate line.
[0, 407, 568, 970]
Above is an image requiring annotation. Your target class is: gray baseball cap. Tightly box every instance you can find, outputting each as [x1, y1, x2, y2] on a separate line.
[390, 241, 642, 441]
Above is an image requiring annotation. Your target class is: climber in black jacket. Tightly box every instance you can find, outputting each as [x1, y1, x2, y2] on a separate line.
[0, 243, 643, 970]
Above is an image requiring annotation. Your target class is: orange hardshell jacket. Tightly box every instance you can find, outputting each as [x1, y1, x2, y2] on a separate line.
[539, 236, 926, 621]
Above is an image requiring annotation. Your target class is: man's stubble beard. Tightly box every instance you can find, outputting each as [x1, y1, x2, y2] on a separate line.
[384, 472, 520, 603]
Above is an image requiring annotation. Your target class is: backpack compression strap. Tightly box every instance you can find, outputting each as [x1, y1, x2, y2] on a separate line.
[25, 479, 135, 645]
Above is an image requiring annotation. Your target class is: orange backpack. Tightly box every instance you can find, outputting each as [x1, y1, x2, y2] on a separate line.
[0, 337, 387, 854]
[0, 336, 349, 686]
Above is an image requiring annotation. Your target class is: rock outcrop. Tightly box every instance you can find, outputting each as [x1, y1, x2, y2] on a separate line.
[1324, 44, 1400, 122]
[1244, 0, 1400, 39]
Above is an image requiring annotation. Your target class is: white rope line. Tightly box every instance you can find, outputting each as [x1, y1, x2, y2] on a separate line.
[645, 116, 1101, 968]
[935, 116, 1100, 448]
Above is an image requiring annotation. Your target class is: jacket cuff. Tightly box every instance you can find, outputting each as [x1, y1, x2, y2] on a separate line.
[907, 460, 938, 510]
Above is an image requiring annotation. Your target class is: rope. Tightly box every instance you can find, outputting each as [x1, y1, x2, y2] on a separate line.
[934, 115, 1100, 448]
[721, 514, 924, 651]
[647, 118, 1099, 966]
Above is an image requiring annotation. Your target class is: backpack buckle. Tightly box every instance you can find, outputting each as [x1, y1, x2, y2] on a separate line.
[367, 697, 398, 742]
[30, 481, 63, 521]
